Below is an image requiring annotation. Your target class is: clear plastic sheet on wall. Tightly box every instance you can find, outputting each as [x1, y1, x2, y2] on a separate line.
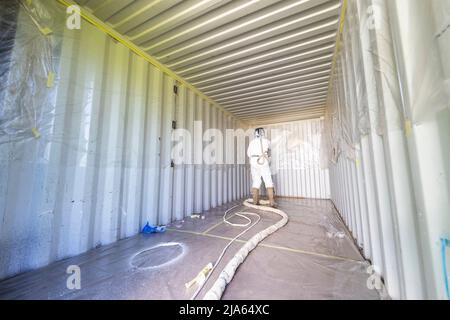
[345, 3, 370, 137]
[408, 0, 450, 123]
[321, 0, 381, 167]
[433, 0, 450, 97]
[367, 0, 448, 126]
[321, 0, 450, 300]
[321, 0, 450, 167]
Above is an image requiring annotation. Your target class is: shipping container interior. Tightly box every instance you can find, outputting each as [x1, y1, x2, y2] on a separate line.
[0, 0, 449, 300]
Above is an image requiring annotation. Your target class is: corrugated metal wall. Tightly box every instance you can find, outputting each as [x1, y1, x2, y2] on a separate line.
[266, 118, 330, 199]
[0, 3, 250, 280]
[324, 0, 450, 300]
[2, 0, 448, 301]
[71, 0, 342, 125]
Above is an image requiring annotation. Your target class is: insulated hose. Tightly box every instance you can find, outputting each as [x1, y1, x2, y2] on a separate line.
[192, 199, 289, 300]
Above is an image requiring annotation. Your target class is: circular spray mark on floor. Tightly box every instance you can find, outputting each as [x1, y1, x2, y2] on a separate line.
[130, 242, 185, 270]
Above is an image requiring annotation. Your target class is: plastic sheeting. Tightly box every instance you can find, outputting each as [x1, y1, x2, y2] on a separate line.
[0, 0, 250, 280]
[395, 0, 450, 123]
[0, 0, 60, 144]
[321, 0, 450, 165]
[321, 0, 450, 300]
[0, 198, 381, 300]
[266, 118, 331, 199]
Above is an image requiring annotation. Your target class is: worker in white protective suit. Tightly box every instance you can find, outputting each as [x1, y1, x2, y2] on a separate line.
[247, 128, 277, 208]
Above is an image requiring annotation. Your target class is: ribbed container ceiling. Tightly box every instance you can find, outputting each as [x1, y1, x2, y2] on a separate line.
[75, 0, 342, 124]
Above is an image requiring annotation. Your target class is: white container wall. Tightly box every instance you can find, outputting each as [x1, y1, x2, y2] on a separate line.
[266, 118, 331, 199]
[0, 1, 250, 280]
[0, 0, 448, 302]
[322, 0, 450, 299]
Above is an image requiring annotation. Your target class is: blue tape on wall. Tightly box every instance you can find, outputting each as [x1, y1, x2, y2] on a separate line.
[441, 238, 450, 300]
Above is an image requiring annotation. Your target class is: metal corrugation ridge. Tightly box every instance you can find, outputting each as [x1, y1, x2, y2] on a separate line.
[72, 0, 342, 123]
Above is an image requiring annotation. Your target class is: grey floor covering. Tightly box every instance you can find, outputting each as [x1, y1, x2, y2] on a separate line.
[0, 198, 380, 300]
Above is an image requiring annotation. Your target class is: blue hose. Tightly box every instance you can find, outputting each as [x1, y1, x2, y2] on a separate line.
[441, 237, 450, 300]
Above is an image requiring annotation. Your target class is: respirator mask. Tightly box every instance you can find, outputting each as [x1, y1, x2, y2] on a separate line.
[254, 128, 265, 139]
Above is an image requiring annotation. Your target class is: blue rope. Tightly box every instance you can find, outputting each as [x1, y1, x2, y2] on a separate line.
[441, 238, 450, 300]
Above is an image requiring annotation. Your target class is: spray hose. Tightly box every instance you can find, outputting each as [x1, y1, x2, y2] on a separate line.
[257, 137, 269, 165]
[189, 199, 289, 300]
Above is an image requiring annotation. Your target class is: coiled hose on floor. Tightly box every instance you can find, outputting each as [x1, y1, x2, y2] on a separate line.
[190, 199, 289, 300]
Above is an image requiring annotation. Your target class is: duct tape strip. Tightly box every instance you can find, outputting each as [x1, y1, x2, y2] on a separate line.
[31, 127, 41, 139]
[404, 119, 412, 138]
[39, 26, 53, 36]
[47, 72, 55, 88]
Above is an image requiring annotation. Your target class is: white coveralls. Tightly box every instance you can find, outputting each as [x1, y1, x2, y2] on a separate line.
[247, 137, 274, 189]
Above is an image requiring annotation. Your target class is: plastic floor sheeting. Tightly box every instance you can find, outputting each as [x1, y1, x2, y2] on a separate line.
[0, 198, 380, 300]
